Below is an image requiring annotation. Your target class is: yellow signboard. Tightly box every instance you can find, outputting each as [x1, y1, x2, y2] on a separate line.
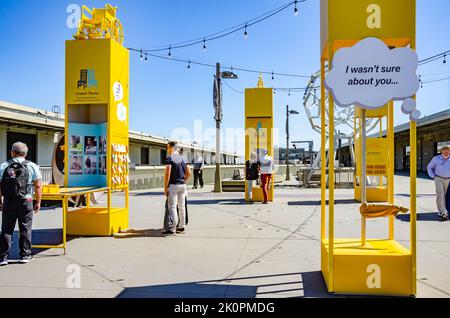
[321, 0, 416, 57]
[245, 84, 274, 202]
[356, 137, 388, 177]
[66, 40, 110, 104]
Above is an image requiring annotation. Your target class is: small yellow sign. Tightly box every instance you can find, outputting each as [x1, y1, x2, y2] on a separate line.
[356, 137, 388, 176]
[321, 0, 416, 56]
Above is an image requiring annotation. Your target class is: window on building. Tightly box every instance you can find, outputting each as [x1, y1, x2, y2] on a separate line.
[140, 147, 149, 165]
[160, 149, 167, 165]
[7, 131, 37, 163]
[437, 141, 450, 154]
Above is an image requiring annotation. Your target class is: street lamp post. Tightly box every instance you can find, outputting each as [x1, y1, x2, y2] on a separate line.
[286, 105, 299, 181]
[213, 63, 238, 193]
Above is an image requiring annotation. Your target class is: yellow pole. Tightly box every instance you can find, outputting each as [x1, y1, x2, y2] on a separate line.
[379, 116, 383, 187]
[411, 33, 417, 296]
[86, 193, 91, 209]
[108, 188, 112, 236]
[328, 42, 335, 292]
[63, 197, 67, 255]
[388, 101, 395, 240]
[354, 107, 358, 200]
[361, 109, 367, 247]
[410, 120, 417, 296]
[321, 60, 327, 241]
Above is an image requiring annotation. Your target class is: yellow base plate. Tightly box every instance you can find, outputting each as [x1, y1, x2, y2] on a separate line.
[67, 207, 129, 237]
[355, 186, 388, 202]
[322, 239, 414, 296]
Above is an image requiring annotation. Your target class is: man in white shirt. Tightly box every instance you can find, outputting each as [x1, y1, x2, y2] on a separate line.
[260, 150, 275, 204]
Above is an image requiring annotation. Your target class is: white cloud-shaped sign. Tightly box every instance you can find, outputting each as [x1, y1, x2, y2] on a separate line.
[325, 37, 420, 110]
[117, 102, 127, 122]
[113, 82, 124, 102]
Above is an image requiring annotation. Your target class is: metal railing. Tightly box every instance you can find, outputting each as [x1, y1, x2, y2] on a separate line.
[40, 167, 53, 185]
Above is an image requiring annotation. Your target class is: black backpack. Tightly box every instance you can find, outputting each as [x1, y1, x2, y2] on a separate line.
[1, 160, 31, 200]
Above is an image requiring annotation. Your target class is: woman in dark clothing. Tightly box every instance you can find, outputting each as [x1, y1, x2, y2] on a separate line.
[245, 152, 260, 204]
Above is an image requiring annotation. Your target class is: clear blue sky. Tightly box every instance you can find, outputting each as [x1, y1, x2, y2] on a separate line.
[0, 0, 449, 154]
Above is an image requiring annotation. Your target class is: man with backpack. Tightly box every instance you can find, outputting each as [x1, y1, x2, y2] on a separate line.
[0, 142, 42, 265]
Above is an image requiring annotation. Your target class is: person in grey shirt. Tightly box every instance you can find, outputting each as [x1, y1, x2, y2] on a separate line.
[0, 142, 42, 265]
[193, 153, 204, 189]
[427, 146, 450, 221]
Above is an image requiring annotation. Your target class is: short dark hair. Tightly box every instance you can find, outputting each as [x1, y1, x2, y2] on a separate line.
[167, 141, 177, 148]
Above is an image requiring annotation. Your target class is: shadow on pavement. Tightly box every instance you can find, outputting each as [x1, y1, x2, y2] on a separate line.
[188, 199, 245, 205]
[397, 193, 436, 198]
[116, 271, 333, 298]
[114, 229, 165, 238]
[133, 192, 165, 197]
[288, 199, 358, 206]
[396, 212, 442, 222]
[3, 229, 73, 261]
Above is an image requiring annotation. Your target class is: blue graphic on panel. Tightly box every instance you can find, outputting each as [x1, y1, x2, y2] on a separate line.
[68, 123, 107, 187]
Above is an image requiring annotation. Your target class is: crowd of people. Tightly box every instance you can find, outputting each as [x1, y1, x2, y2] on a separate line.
[0, 141, 449, 264]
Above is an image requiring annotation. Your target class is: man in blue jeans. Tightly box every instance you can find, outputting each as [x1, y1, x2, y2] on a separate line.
[163, 142, 191, 236]
[0, 142, 42, 265]
[427, 146, 450, 222]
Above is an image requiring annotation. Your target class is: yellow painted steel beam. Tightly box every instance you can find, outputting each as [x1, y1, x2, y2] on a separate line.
[321, 60, 327, 241]
[411, 32, 417, 296]
[388, 101, 395, 240]
[327, 41, 335, 293]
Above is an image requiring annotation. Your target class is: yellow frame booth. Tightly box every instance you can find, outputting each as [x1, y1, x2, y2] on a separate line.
[320, 0, 418, 296]
[245, 76, 274, 202]
[64, 5, 129, 237]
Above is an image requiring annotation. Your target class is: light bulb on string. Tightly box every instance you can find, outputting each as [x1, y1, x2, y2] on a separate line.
[294, 0, 299, 16]
[444, 54, 447, 64]
[271, 71, 274, 80]
[145, 54, 148, 62]
[140, 50, 143, 60]
[244, 24, 248, 39]
[203, 38, 207, 52]
[187, 60, 191, 69]
[168, 46, 172, 57]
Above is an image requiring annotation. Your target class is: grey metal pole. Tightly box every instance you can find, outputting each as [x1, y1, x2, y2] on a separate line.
[286, 105, 291, 181]
[214, 63, 223, 193]
[361, 109, 367, 247]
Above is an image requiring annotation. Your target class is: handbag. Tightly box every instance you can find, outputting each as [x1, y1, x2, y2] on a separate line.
[446, 184, 450, 214]
[164, 198, 189, 231]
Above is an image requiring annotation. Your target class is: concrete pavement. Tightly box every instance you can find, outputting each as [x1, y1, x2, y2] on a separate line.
[0, 175, 449, 298]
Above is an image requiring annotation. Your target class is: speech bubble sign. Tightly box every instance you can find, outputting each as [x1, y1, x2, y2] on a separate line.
[401, 98, 416, 115]
[113, 82, 124, 102]
[117, 103, 127, 122]
[325, 37, 420, 110]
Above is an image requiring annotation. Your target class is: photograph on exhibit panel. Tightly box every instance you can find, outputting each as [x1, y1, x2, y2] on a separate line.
[85, 136, 98, 155]
[99, 136, 107, 155]
[84, 155, 98, 175]
[70, 135, 83, 153]
[70, 155, 83, 175]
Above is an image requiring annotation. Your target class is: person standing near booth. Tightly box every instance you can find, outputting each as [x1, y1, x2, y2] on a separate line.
[193, 153, 204, 189]
[260, 150, 275, 205]
[245, 152, 260, 204]
[163, 142, 191, 236]
[427, 146, 450, 221]
[0, 142, 42, 265]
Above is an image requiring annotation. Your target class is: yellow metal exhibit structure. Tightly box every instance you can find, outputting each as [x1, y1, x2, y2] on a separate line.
[245, 76, 274, 202]
[354, 105, 394, 202]
[320, 0, 417, 296]
[63, 4, 130, 236]
[75, 4, 124, 45]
